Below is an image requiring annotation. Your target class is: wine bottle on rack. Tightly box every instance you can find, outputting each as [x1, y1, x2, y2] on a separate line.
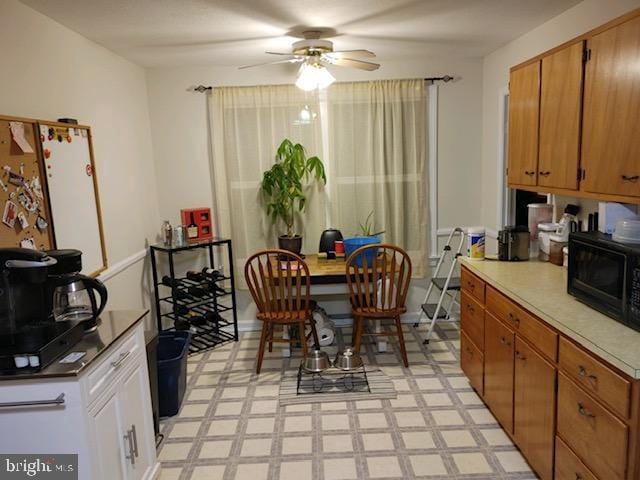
[186, 212, 198, 239]
[207, 282, 227, 295]
[188, 285, 208, 298]
[202, 267, 224, 281]
[186, 270, 206, 282]
[174, 304, 189, 316]
[162, 275, 182, 288]
[173, 288, 189, 301]
[205, 311, 225, 324]
[189, 313, 207, 326]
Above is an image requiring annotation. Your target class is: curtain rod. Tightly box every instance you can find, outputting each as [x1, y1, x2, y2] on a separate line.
[192, 76, 454, 92]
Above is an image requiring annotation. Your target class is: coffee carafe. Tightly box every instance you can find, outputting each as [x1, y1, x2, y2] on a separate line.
[46, 249, 107, 332]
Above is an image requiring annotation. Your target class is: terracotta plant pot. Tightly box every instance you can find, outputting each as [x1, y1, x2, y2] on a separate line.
[278, 235, 303, 255]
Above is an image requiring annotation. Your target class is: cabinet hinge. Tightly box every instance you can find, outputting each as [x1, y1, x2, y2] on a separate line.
[582, 48, 592, 63]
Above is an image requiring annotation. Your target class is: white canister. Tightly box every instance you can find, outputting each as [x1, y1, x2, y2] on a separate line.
[467, 227, 485, 261]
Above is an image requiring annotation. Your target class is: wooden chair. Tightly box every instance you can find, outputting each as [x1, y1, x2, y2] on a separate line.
[244, 249, 320, 374]
[346, 244, 412, 367]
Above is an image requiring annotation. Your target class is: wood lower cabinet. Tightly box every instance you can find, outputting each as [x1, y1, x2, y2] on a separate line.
[582, 14, 640, 197]
[555, 436, 599, 480]
[484, 312, 515, 433]
[513, 337, 556, 480]
[508, 61, 540, 187]
[460, 331, 484, 395]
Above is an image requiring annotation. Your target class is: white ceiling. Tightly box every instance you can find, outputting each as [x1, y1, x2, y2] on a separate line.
[21, 0, 581, 68]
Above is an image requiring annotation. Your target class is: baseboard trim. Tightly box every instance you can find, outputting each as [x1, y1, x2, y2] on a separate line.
[98, 248, 147, 281]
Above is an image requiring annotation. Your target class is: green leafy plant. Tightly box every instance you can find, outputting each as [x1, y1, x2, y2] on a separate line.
[261, 139, 326, 237]
[358, 211, 386, 237]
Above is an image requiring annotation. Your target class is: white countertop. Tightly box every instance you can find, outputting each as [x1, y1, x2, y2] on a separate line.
[460, 257, 640, 379]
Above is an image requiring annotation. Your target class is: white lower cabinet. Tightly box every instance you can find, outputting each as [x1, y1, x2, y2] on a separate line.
[0, 321, 159, 480]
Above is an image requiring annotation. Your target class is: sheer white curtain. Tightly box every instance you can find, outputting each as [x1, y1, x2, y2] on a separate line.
[326, 79, 428, 275]
[210, 85, 327, 277]
[210, 79, 428, 278]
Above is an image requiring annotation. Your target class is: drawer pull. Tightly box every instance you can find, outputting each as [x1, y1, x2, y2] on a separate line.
[0, 393, 65, 409]
[524, 170, 535, 176]
[621, 175, 639, 182]
[515, 351, 527, 361]
[500, 336, 511, 347]
[508, 312, 520, 326]
[578, 365, 597, 382]
[577, 402, 596, 418]
[575, 474, 582, 480]
[466, 304, 475, 313]
[539, 171, 551, 176]
[466, 281, 475, 290]
[111, 350, 131, 369]
[466, 347, 474, 357]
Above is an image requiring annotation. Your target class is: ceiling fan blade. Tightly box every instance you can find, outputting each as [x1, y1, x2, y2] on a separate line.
[238, 57, 302, 70]
[326, 50, 376, 58]
[324, 57, 380, 71]
[265, 51, 300, 56]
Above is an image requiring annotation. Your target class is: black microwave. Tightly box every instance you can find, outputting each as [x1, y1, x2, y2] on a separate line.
[568, 231, 640, 332]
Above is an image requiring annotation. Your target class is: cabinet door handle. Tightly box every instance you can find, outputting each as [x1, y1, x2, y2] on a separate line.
[0, 393, 65, 409]
[515, 351, 527, 361]
[500, 336, 511, 347]
[508, 312, 520, 327]
[575, 474, 582, 480]
[621, 175, 639, 182]
[524, 170, 535, 176]
[466, 281, 475, 290]
[577, 402, 596, 418]
[578, 365, 597, 382]
[124, 430, 136, 466]
[539, 171, 551, 176]
[466, 304, 474, 313]
[131, 424, 139, 458]
[111, 350, 131, 369]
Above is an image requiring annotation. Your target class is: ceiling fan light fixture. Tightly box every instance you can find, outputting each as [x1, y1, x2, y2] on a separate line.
[295, 62, 335, 91]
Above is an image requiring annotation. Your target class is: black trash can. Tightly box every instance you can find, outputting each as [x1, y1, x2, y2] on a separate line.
[157, 331, 191, 417]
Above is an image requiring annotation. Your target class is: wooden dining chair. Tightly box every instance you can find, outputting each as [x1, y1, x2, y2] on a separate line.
[244, 249, 320, 374]
[346, 244, 412, 367]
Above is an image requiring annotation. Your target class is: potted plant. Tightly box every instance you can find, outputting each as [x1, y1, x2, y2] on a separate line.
[344, 211, 385, 266]
[260, 138, 326, 254]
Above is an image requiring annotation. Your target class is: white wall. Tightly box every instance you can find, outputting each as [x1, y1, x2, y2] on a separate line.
[480, 0, 640, 235]
[146, 57, 483, 325]
[0, 1, 160, 318]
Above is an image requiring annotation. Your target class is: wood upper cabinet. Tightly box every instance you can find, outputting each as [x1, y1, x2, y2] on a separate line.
[508, 61, 540, 187]
[513, 338, 556, 480]
[484, 312, 515, 433]
[582, 15, 640, 197]
[538, 42, 584, 190]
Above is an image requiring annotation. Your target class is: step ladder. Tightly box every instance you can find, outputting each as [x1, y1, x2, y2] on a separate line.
[415, 227, 466, 344]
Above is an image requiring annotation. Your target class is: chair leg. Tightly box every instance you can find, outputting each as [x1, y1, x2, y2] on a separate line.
[353, 316, 363, 354]
[298, 322, 308, 356]
[256, 321, 269, 374]
[268, 324, 274, 353]
[395, 316, 409, 368]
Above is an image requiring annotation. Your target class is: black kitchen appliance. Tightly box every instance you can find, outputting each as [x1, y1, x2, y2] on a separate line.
[319, 228, 343, 254]
[46, 249, 108, 332]
[568, 231, 640, 332]
[498, 226, 530, 261]
[0, 248, 84, 374]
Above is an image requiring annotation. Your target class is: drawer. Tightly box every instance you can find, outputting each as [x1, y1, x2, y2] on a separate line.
[460, 291, 484, 350]
[557, 373, 628, 480]
[559, 337, 631, 419]
[85, 324, 144, 406]
[461, 267, 485, 304]
[555, 436, 599, 480]
[460, 330, 484, 396]
[486, 287, 557, 361]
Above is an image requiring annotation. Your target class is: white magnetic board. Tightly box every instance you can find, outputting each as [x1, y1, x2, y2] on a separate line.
[40, 123, 107, 275]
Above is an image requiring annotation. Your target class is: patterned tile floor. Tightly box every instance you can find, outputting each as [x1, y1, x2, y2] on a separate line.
[157, 322, 538, 480]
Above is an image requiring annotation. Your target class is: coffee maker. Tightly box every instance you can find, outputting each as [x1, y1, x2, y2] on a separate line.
[0, 248, 85, 373]
[498, 226, 531, 261]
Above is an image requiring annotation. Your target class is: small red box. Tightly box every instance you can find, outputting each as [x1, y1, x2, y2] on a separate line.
[180, 208, 213, 240]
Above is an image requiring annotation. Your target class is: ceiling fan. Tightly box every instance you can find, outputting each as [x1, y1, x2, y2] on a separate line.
[239, 30, 380, 90]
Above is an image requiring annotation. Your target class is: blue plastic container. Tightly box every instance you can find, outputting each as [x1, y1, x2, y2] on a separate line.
[344, 236, 381, 267]
[157, 331, 191, 417]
